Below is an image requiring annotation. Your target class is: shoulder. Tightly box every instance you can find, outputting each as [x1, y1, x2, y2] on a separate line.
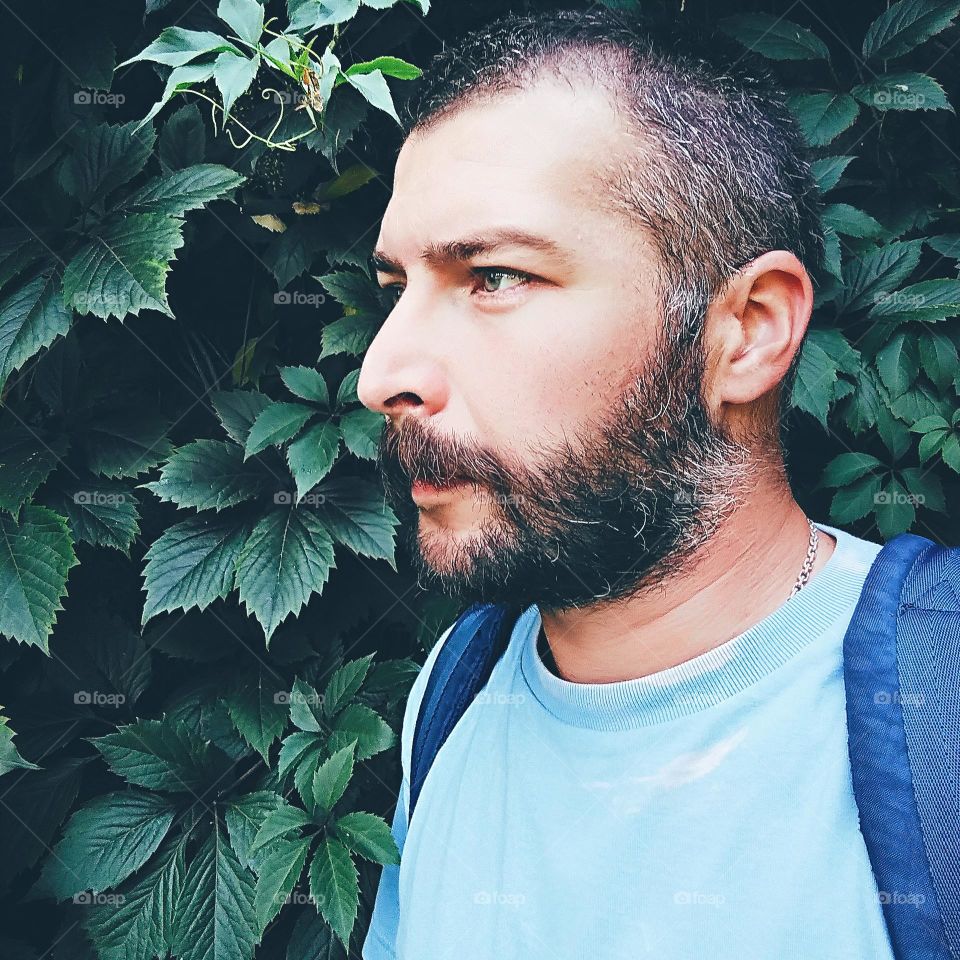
[398, 619, 459, 781]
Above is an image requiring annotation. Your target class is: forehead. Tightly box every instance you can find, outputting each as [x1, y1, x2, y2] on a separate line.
[377, 79, 631, 257]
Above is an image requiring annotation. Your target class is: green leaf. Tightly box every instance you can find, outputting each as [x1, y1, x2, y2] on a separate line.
[927, 234, 960, 259]
[0, 427, 67, 515]
[310, 744, 355, 814]
[308, 838, 358, 950]
[319, 312, 380, 359]
[315, 270, 383, 312]
[218, 0, 265, 45]
[322, 655, 373, 718]
[124, 164, 245, 215]
[868, 279, 960, 323]
[338, 407, 383, 460]
[171, 824, 259, 960]
[718, 14, 830, 60]
[0, 272, 73, 392]
[830, 472, 883, 524]
[250, 802, 312, 852]
[875, 478, 915, 537]
[288, 0, 361, 33]
[60, 122, 156, 207]
[0, 712, 39, 776]
[141, 63, 218, 129]
[287, 420, 340, 503]
[876, 330, 920, 398]
[214, 52, 261, 119]
[142, 514, 251, 625]
[84, 836, 185, 960]
[910, 414, 951, 433]
[863, 0, 960, 60]
[159, 104, 207, 171]
[234, 506, 336, 642]
[83, 411, 174, 479]
[212, 389, 271, 445]
[810, 155, 855, 193]
[791, 328, 861, 428]
[288, 679, 325, 732]
[333, 812, 399, 865]
[281, 365, 330, 405]
[58, 479, 140, 554]
[821, 203, 886, 239]
[254, 836, 311, 932]
[120, 28, 242, 68]
[313, 477, 397, 567]
[839, 239, 923, 313]
[224, 670, 289, 761]
[285, 906, 347, 960]
[821, 452, 883, 487]
[343, 55, 422, 80]
[277, 731, 322, 781]
[918, 426, 950, 463]
[342, 70, 400, 125]
[63, 213, 185, 319]
[0, 504, 77, 652]
[900, 466, 946, 513]
[37, 790, 176, 900]
[327, 704, 394, 760]
[919, 328, 959, 390]
[225, 792, 285, 869]
[787, 93, 859, 146]
[245, 401, 317, 459]
[91, 717, 232, 793]
[852, 72, 952, 112]
[942, 433, 960, 472]
[142, 439, 267, 512]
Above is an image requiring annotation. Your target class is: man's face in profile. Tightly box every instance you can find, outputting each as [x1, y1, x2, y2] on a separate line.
[359, 76, 755, 612]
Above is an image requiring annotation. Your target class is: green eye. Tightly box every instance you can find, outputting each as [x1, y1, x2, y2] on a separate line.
[475, 268, 530, 294]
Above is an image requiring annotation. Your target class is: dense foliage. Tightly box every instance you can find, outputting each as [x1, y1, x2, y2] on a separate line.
[0, 0, 958, 958]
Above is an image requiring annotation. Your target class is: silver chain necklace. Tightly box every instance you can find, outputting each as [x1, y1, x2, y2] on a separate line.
[790, 517, 820, 597]
[537, 517, 821, 673]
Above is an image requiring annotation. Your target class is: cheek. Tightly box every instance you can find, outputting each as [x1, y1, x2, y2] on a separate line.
[456, 288, 650, 451]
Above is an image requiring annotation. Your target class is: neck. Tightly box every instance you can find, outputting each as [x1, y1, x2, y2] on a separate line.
[537, 483, 836, 684]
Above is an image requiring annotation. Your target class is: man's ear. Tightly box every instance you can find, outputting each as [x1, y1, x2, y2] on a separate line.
[704, 250, 814, 410]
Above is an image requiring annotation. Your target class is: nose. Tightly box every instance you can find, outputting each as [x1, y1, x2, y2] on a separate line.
[356, 298, 449, 420]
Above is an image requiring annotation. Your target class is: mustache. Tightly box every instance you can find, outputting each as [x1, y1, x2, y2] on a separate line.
[377, 417, 509, 490]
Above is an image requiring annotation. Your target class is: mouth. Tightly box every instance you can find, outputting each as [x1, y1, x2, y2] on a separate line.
[410, 478, 473, 503]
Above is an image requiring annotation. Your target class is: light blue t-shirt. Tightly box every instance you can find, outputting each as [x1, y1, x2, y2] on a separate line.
[363, 520, 896, 959]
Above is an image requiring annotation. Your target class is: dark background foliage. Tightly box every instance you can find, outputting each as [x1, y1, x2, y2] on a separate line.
[0, 0, 958, 958]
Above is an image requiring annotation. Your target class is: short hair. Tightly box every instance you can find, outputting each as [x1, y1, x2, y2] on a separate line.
[402, 6, 825, 449]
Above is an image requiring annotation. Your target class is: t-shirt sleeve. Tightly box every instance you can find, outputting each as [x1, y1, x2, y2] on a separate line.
[361, 621, 458, 959]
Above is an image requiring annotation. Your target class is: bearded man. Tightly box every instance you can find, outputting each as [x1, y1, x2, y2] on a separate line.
[355, 8, 957, 960]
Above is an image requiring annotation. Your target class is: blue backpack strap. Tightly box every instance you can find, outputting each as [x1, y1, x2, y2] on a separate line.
[844, 531, 960, 960]
[408, 602, 522, 824]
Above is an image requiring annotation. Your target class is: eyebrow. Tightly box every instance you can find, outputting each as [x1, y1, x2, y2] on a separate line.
[371, 228, 573, 275]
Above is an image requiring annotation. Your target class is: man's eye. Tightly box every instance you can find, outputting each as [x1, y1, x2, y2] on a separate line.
[383, 284, 404, 307]
[473, 268, 530, 295]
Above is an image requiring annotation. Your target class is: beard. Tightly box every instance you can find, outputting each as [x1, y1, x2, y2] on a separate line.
[375, 323, 762, 615]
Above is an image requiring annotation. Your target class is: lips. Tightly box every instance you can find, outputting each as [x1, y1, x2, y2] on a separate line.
[410, 478, 471, 502]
